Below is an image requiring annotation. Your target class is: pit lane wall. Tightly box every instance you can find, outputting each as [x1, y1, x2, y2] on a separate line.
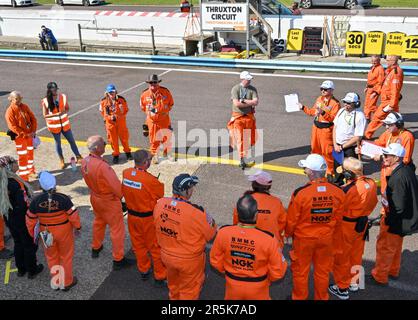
[0, 8, 189, 46]
[0, 9, 417, 48]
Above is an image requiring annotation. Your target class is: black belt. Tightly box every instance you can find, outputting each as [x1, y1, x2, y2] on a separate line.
[343, 216, 371, 241]
[314, 120, 333, 129]
[225, 271, 268, 283]
[343, 216, 359, 223]
[127, 209, 153, 218]
[40, 220, 69, 227]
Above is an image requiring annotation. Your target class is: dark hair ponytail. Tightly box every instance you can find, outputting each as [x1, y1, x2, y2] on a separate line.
[46, 89, 55, 113]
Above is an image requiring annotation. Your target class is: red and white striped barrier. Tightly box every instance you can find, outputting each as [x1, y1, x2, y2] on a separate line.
[94, 10, 194, 18]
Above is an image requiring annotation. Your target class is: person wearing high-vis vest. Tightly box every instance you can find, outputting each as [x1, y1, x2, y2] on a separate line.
[5, 91, 37, 181]
[41, 82, 82, 169]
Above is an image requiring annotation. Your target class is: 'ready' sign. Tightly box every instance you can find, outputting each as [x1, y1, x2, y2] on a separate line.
[201, 3, 248, 32]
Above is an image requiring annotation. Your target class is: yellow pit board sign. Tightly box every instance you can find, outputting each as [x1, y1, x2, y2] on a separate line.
[286, 29, 304, 52]
[385, 32, 405, 57]
[365, 31, 385, 56]
[402, 35, 418, 60]
[346, 31, 365, 56]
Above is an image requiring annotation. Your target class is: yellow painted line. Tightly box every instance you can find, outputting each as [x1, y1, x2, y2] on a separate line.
[0, 132, 305, 176]
[4, 260, 17, 285]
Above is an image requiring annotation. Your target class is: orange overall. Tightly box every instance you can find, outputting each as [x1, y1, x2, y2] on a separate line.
[365, 65, 404, 139]
[100, 95, 131, 157]
[26, 192, 81, 287]
[140, 87, 174, 156]
[5, 103, 37, 181]
[372, 218, 404, 284]
[227, 113, 257, 159]
[0, 216, 5, 251]
[372, 129, 415, 194]
[286, 178, 345, 300]
[210, 224, 287, 300]
[364, 64, 385, 120]
[81, 154, 125, 261]
[333, 177, 378, 289]
[154, 195, 217, 300]
[303, 96, 341, 174]
[122, 166, 166, 279]
[233, 191, 287, 248]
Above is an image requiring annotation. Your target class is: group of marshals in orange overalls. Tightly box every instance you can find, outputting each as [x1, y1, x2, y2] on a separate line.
[2, 62, 417, 300]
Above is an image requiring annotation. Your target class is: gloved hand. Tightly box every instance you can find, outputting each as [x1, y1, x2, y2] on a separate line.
[383, 105, 393, 112]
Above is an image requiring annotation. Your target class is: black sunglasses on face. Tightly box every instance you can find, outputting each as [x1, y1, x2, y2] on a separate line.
[320, 88, 330, 91]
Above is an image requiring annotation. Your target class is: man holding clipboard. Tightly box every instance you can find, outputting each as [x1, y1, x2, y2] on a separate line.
[356, 112, 415, 195]
[332, 93, 367, 184]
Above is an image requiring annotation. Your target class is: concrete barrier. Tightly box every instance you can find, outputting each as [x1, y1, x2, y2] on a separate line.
[0, 8, 187, 46]
[2, 49, 418, 75]
[1, 9, 418, 48]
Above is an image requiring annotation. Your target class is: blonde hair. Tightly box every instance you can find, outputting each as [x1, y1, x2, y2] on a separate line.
[8, 91, 22, 103]
[343, 157, 363, 176]
[0, 167, 34, 217]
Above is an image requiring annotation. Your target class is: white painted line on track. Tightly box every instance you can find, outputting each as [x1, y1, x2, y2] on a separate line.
[35, 69, 172, 133]
[2, 57, 418, 85]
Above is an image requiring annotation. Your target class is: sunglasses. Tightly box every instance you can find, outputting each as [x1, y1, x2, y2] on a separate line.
[149, 82, 159, 85]
[320, 88, 331, 91]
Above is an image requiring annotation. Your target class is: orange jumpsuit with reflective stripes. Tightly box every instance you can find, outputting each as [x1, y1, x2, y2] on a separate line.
[100, 95, 131, 157]
[364, 64, 385, 120]
[286, 178, 345, 300]
[210, 224, 287, 300]
[5, 103, 37, 181]
[372, 129, 415, 194]
[303, 96, 341, 174]
[26, 192, 81, 287]
[140, 87, 174, 155]
[333, 177, 378, 289]
[41, 93, 71, 134]
[233, 191, 287, 248]
[154, 195, 217, 300]
[365, 65, 404, 138]
[121, 166, 166, 280]
[81, 154, 125, 261]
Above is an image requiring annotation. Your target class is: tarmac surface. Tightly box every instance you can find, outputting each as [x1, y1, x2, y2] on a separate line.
[0, 57, 417, 300]
[1, 3, 418, 17]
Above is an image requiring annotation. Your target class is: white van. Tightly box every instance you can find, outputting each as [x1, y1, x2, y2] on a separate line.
[56, 0, 103, 6]
[0, 0, 36, 7]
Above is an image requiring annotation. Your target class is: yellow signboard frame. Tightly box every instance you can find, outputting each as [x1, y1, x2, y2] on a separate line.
[365, 31, 385, 56]
[346, 31, 366, 56]
[385, 32, 405, 57]
[286, 29, 304, 52]
[402, 35, 418, 60]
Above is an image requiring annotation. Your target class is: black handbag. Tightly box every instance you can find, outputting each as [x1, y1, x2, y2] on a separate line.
[6, 129, 18, 141]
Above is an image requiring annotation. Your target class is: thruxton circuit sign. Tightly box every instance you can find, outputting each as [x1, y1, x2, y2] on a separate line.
[201, 3, 248, 32]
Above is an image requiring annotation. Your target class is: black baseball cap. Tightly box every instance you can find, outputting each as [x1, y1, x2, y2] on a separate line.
[172, 174, 199, 194]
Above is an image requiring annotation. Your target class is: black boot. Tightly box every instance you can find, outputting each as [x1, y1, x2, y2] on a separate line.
[239, 158, 247, 170]
[62, 276, 78, 292]
[140, 269, 152, 281]
[28, 264, 44, 279]
[91, 245, 104, 259]
[125, 152, 133, 161]
[113, 257, 135, 271]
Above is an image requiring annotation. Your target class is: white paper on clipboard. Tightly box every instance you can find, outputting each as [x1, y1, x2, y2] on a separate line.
[361, 141, 384, 158]
[284, 94, 300, 113]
